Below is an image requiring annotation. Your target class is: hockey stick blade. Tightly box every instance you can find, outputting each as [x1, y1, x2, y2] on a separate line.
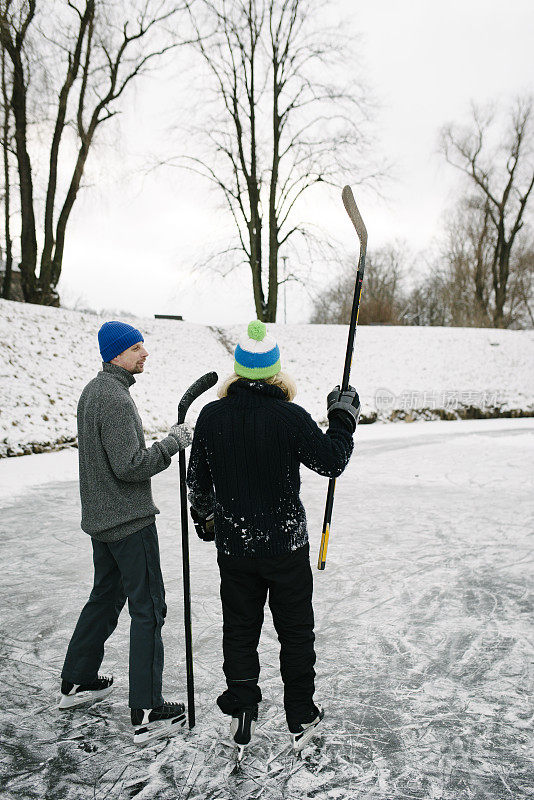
[342, 186, 368, 255]
[178, 371, 218, 423]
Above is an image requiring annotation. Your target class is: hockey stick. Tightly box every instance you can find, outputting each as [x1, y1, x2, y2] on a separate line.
[317, 186, 367, 570]
[178, 371, 218, 727]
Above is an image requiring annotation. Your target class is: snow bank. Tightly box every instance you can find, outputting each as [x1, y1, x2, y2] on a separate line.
[1, 298, 533, 456]
[225, 322, 534, 423]
[0, 301, 227, 457]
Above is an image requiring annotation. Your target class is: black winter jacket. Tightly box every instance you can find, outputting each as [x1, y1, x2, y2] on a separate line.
[186, 379, 353, 558]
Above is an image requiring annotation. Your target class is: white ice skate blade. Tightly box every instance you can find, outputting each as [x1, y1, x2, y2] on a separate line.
[291, 717, 323, 752]
[58, 685, 113, 710]
[133, 713, 186, 745]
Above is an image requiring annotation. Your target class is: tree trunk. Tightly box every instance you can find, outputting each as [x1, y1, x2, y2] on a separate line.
[42, 129, 94, 298]
[249, 206, 265, 320]
[473, 208, 490, 324]
[9, 46, 38, 301]
[39, 0, 93, 299]
[266, 46, 281, 323]
[1, 35, 12, 300]
[266, 132, 279, 320]
[492, 244, 511, 327]
[266, 181, 278, 322]
[484, 213, 516, 327]
[246, 14, 265, 322]
[265, 236, 278, 321]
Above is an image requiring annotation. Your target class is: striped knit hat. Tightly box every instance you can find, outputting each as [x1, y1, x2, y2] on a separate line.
[234, 320, 281, 379]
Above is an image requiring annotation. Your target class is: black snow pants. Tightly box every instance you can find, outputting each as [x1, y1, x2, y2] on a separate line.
[61, 522, 167, 709]
[216, 542, 316, 728]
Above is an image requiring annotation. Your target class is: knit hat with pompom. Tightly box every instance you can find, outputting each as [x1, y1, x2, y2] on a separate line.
[234, 320, 281, 379]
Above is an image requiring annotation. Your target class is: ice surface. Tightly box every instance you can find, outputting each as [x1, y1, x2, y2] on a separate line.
[0, 419, 532, 799]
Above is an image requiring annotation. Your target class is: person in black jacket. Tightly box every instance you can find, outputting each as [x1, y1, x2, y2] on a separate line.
[187, 320, 360, 755]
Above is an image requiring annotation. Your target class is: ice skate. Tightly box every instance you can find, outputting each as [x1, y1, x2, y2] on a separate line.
[289, 704, 324, 752]
[131, 701, 186, 744]
[230, 705, 258, 764]
[58, 674, 114, 709]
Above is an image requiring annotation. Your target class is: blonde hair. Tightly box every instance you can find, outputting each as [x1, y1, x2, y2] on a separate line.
[217, 371, 297, 402]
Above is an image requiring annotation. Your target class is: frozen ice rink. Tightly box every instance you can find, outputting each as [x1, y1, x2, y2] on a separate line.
[0, 418, 533, 799]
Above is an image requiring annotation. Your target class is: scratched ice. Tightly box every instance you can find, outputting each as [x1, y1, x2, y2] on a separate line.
[0, 419, 533, 799]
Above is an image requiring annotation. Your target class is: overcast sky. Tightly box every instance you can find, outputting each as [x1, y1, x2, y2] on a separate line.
[58, 0, 534, 324]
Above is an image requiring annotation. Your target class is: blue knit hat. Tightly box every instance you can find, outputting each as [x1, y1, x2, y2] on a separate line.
[98, 321, 144, 362]
[234, 320, 281, 379]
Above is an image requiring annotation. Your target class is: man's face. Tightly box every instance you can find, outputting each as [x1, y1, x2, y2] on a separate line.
[111, 341, 148, 374]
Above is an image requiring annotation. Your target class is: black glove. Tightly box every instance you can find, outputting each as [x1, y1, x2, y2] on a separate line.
[327, 385, 361, 433]
[190, 507, 215, 542]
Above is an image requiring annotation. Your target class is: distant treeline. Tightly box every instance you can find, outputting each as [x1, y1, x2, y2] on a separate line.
[312, 97, 534, 330]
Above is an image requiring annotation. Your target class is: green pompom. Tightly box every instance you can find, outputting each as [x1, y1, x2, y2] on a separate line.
[248, 320, 266, 341]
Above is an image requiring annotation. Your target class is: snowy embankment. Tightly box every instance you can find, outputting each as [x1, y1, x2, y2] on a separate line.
[1, 298, 533, 456]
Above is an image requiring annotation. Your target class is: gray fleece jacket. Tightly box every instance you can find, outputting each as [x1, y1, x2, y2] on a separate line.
[77, 362, 180, 542]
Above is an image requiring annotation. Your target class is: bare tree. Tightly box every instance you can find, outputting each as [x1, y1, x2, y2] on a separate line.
[441, 96, 534, 327]
[415, 193, 534, 329]
[179, 0, 376, 322]
[0, 0, 182, 305]
[507, 238, 534, 327]
[438, 197, 494, 327]
[404, 271, 449, 327]
[310, 244, 406, 325]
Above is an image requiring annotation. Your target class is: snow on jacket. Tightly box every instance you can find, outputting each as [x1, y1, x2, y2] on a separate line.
[77, 362, 179, 542]
[187, 378, 354, 558]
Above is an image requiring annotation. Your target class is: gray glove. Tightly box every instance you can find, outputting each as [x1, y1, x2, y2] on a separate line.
[169, 422, 193, 450]
[327, 385, 361, 433]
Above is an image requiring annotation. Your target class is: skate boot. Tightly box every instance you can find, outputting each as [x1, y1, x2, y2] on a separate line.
[230, 705, 258, 763]
[131, 701, 186, 744]
[289, 704, 324, 752]
[58, 674, 114, 709]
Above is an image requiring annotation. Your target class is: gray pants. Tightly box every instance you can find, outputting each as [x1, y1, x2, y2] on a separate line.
[61, 523, 166, 709]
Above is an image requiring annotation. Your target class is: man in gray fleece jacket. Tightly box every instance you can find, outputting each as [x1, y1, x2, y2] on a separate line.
[59, 320, 192, 744]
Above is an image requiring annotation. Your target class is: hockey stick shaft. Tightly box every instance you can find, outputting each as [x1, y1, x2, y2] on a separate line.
[178, 371, 218, 728]
[318, 187, 367, 570]
[178, 449, 194, 726]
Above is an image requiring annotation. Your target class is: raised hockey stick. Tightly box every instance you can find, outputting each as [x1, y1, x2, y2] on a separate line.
[317, 186, 367, 570]
[178, 371, 218, 727]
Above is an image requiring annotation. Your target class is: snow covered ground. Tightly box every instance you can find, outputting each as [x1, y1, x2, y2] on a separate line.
[1, 298, 533, 456]
[0, 418, 532, 799]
